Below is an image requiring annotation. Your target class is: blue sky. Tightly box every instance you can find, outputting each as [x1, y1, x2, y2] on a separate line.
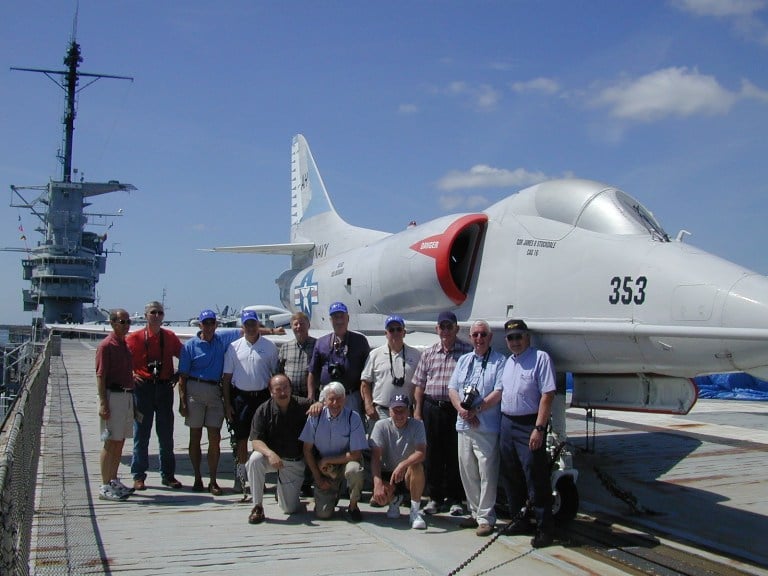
[1, 0, 767, 324]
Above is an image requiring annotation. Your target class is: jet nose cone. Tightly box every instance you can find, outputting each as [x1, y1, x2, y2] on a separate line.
[723, 274, 768, 378]
[723, 274, 768, 330]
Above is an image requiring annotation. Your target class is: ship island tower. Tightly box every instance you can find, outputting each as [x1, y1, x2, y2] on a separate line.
[8, 37, 136, 324]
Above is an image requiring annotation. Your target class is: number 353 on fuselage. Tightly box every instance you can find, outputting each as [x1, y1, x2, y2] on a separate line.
[207, 134, 768, 414]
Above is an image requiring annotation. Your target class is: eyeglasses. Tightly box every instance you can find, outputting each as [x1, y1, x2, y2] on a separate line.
[470, 331, 488, 338]
[201, 319, 216, 325]
[438, 322, 455, 330]
[387, 326, 404, 333]
[113, 319, 131, 325]
[506, 333, 525, 342]
[148, 310, 164, 316]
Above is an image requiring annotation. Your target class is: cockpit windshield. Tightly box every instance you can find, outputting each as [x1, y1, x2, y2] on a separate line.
[576, 188, 669, 241]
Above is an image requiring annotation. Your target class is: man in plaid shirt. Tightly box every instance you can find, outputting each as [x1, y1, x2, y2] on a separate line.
[413, 311, 472, 516]
[278, 312, 316, 398]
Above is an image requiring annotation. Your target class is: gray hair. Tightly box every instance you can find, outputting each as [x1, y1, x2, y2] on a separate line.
[144, 301, 164, 314]
[321, 381, 346, 400]
[471, 319, 491, 333]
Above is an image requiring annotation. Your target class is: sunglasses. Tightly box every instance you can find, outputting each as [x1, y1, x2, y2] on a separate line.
[148, 310, 164, 316]
[438, 322, 455, 330]
[113, 319, 131, 325]
[506, 333, 525, 341]
[201, 319, 216, 325]
[470, 331, 488, 338]
[387, 326, 404, 333]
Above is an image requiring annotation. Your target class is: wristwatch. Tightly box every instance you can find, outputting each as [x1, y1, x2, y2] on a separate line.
[534, 424, 547, 433]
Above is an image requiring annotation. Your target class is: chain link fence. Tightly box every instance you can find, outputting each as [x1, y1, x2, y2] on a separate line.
[0, 336, 53, 575]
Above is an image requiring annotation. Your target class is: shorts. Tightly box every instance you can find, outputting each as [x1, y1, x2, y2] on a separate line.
[100, 390, 134, 441]
[185, 379, 224, 429]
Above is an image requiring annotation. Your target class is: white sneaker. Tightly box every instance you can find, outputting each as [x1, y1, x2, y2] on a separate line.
[110, 478, 134, 497]
[449, 502, 464, 516]
[423, 499, 439, 514]
[387, 494, 404, 519]
[99, 484, 127, 501]
[410, 508, 427, 530]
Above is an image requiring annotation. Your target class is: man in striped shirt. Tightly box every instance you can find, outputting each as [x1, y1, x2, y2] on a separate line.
[412, 311, 472, 516]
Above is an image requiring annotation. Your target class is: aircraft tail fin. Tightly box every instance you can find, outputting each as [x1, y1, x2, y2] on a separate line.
[290, 134, 388, 262]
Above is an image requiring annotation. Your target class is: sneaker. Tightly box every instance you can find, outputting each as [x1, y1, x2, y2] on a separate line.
[449, 502, 464, 516]
[99, 484, 127, 501]
[387, 494, 404, 519]
[110, 479, 134, 497]
[423, 499, 439, 515]
[410, 508, 427, 530]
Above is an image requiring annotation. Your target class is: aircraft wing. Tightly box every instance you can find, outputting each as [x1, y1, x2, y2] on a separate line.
[199, 242, 314, 255]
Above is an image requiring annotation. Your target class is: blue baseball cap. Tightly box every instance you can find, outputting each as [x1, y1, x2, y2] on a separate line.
[329, 301, 348, 315]
[385, 315, 405, 328]
[198, 309, 217, 322]
[241, 310, 259, 324]
[437, 311, 457, 324]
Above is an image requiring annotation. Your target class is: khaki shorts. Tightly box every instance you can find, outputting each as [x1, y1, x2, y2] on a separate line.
[100, 390, 134, 442]
[185, 379, 224, 429]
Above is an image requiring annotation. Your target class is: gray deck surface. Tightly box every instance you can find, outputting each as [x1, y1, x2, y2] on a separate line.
[28, 339, 768, 575]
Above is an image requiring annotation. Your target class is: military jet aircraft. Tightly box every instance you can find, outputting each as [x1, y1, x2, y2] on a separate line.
[207, 134, 768, 418]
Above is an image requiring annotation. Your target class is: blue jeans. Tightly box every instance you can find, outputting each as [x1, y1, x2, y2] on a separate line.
[131, 379, 176, 480]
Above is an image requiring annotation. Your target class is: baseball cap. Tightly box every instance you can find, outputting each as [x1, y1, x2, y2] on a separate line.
[198, 309, 217, 322]
[385, 315, 405, 328]
[504, 319, 529, 334]
[389, 393, 410, 409]
[241, 310, 259, 324]
[437, 311, 457, 324]
[329, 301, 348, 315]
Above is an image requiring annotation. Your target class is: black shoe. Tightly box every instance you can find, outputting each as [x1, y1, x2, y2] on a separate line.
[531, 530, 554, 548]
[347, 506, 363, 523]
[301, 483, 313, 498]
[506, 518, 534, 535]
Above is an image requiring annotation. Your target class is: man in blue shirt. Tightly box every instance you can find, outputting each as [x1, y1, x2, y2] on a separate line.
[177, 309, 240, 495]
[499, 319, 556, 548]
[300, 381, 368, 521]
[307, 301, 370, 416]
[447, 320, 504, 537]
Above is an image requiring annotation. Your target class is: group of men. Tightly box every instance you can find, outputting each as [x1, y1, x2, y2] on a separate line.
[95, 300, 557, 548]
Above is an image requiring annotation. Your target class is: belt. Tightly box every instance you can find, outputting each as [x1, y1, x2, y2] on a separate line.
[281, 456, 303, 462]
[234, 387, 268, 398]
[502, 412, 538, 423]
[108, 386, 133, 393]
[425, 395, 453, 409]
[188, 377, 219, 385]
[374, 403, 389, 410]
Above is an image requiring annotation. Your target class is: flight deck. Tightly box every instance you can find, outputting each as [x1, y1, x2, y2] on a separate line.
[28, 339, 768, 575]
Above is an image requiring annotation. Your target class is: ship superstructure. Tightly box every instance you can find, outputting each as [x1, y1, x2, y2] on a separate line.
[7, 38, 136, 323]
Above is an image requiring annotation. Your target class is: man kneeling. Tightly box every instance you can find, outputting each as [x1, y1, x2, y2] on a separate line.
[300, 382, 367, 521]
[370, 394, 428, 530]
[246, 374, 316, 524]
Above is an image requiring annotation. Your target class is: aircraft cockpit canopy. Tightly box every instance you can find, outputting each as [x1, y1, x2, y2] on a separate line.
[519, 179, 670, 241]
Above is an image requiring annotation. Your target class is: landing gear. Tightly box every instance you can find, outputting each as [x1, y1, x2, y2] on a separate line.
[552, 473, 579, 523]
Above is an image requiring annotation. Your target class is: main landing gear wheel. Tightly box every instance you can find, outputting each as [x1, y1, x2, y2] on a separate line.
[552, 475, 579, 523]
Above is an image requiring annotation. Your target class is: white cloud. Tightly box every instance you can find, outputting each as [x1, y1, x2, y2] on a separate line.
[446, 81, 501, 110]
[436, 164, 549, 191]
[398, 103, 419, 114]
[594, 67, 736, 121]
[511, 77, 561, 95]
[741, 78, 768, 101]
[672, 0, 766, 17]
[438, 193, 490, 211]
